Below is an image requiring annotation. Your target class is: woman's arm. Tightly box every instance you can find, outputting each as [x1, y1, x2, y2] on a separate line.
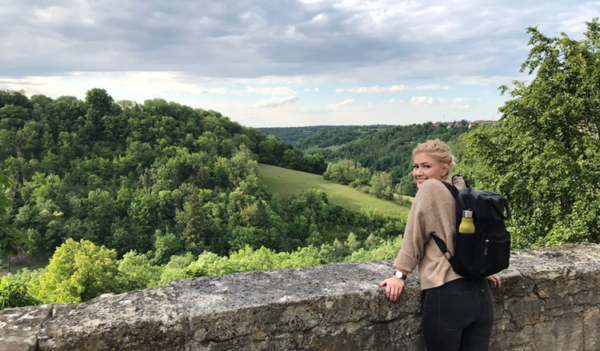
[379, 269, 409, 303]
[380, 181, 439, 302]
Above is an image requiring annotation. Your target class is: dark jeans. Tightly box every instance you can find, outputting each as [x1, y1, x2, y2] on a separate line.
[422, 278, 494, 351]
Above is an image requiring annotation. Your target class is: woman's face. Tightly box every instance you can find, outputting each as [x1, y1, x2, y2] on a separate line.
[412, 152, 448, 188]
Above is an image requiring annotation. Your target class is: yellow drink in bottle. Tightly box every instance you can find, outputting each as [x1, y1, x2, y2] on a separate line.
[459, 210, 475, 234]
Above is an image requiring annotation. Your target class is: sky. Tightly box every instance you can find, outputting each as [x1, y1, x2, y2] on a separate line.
[1, 0, 599, 127]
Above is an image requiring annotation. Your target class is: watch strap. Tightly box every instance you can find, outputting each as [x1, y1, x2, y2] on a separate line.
[394, 271, 407, 280]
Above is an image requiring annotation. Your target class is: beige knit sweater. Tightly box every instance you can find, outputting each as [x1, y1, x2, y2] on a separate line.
[394, 178, 466, 290]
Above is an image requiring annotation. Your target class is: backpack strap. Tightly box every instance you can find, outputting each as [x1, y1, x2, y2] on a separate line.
[433, 181, 459, 260]
[442, 180, 459, 198]
[432, 235, 453, 260]
[452, 174, 470, 189]
[491, 198, 511, 220]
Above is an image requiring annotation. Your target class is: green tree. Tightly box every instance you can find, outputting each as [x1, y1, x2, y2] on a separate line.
[0, 171, 28, 268]
[118, 250, 163, 291]
[462, 19, 600, 247]
[31, 239, 119, 303]
[0, 280, 41, 310]
[370, 172, 393, 199]
[182, 188, 207, 251]
[153, 230, 184, 264]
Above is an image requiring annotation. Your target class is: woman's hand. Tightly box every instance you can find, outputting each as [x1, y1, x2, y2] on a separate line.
[379, 276, 405, 303]
[486, 274, 501, 288]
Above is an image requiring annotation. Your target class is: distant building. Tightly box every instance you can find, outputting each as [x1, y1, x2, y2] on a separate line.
[428, 120, 497, 128]
[468, 120, 496, 128]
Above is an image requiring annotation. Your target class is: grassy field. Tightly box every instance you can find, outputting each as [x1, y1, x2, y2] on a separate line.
[258, 164, 410, 218]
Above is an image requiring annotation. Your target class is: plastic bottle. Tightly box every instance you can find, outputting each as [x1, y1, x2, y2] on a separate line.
[459, 210, 475, 234]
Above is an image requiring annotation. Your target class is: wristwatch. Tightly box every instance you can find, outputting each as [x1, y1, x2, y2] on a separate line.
[394, 271, 407, 280]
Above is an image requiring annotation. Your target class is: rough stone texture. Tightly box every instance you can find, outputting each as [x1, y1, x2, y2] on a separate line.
[584, 306, 600, 351]
[1, 243, 600, 350]
[0, 304, 52, 351]
[38, 285, 188, 351]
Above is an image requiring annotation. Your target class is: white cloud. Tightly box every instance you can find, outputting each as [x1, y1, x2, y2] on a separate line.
[410, 96, 469, 109]
[304, 87, 320, 92]
[0, 72, 229, 97]
[410, 96, 434, 105]
[231, 87, 296, 95]
[254, 95, 297, 108]
[312, 13, 327, 22]
[459, 76, 514, 86]
[336, 84, 451, 93]
[327, 99, 354, 108]
[388, 98, 404, 103]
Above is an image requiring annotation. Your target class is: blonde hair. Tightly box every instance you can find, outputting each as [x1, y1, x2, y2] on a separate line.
[413, 139, 457, 180]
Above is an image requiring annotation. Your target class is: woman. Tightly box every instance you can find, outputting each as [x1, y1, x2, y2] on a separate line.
[379, 139, 501, 351]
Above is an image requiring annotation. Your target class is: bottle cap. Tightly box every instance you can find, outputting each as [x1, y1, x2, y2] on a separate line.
[462, 210, 473, 218]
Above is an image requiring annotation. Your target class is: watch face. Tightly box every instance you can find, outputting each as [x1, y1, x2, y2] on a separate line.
[395, 271, 403, 279]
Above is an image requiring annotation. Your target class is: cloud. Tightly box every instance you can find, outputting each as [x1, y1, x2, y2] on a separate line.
[327, 99, 354, 108]
[336, 84, 451, 93]
[459, 76, 515, 86]
[410, 96, 435, 105]
[410, 96, 469, 109]
[231, 87, 296, 95]
[0, 72, 228, 97]
[1, 0, 598, 81]
[254, 95, 297, 108]
[304, 87, 320, 92]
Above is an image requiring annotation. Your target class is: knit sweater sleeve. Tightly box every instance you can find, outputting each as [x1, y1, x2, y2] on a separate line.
[393, 180, 440, 273]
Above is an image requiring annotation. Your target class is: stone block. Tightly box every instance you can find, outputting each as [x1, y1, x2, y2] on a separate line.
[504, 294, 542, 328]
[497, 343, 537, 351]
[491, 325, 533, 350]
[499, 266, 534, 297]
[533, 315, 584, 351]
[573, 289, 600, 306]
[544, 304, 583, 317]
[0, 304, 52, 351]
[584, 306, 600, 351]
[38, 285, 188, 351]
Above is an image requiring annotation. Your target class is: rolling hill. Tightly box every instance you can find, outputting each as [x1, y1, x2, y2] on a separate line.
[257, 164, 411, 218]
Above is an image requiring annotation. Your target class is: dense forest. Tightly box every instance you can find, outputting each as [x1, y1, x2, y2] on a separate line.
[0, 89, 403, 259]
[0, 89, 406, 307]
[258, 125, 391, 144]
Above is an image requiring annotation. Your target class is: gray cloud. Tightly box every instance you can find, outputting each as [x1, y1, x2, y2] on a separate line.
[1, 0, 599, 80]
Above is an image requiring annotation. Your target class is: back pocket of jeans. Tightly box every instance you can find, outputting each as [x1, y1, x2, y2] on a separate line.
[438, 291, 473, 326]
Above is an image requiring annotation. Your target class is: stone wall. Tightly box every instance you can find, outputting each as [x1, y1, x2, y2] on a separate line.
[1, 244, 599, 351]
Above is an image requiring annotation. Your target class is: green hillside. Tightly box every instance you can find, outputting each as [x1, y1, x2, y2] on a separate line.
[257, 125, 391, 144]
[258, 164, 410, 218]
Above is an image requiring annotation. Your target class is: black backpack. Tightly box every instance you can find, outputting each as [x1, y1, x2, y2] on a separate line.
[432, 176, 511, 280]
